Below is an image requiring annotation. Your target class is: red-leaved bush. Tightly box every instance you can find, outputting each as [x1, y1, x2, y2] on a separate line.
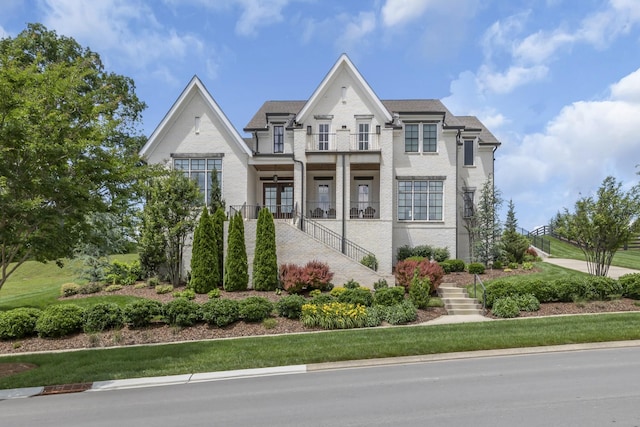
[279, 260, 334, 294]
[395, 259, 444, 292]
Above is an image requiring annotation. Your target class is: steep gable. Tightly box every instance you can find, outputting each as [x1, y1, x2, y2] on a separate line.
[140, 75, 252, 161]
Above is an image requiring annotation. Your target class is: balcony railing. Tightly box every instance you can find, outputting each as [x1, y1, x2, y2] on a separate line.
[348, 201, 380, 219]
[307, 201, 336, 219]
[305, 133, 380, 152]
[230, 205, 293, 220]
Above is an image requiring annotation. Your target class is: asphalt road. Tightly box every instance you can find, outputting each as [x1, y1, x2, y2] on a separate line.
[3, 347, 640, 426]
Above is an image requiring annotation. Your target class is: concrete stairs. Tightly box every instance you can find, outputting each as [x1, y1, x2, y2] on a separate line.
[438, 283, 484, 315]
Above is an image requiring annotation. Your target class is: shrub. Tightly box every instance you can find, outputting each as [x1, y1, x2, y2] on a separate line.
[106, 259, 142, 286]
[522, 262, 534, 270]
[201, 299, 240, 327]
[155, 284, 173, 294]
[36, 304, 85, 338]
[620, 273, 640, 299]
[467, 263, 486, 275]
[300, 302, 368, 329]
[60, 283, 81, 297]
[582, 276, 623, 301]
[493, 260, 503, 269]
[239, 296, 274, 322]
[83, 303, 124, 333]
[123, 299, 163, 328]
[516, 294, 540, 312]
[224, 212, 249, 291]
[134, 283, 147, 290]
[279, 261, 334, 293]
[190, 206, 220, 294]
[395, 259, 444, 291]
[377, 301, 417, 325]
[208, 288, 221, 299]
[262, 318, 277, 329]
[432, 247, 450, 263]
[439, 260, 452, 274]
[492, 297, 520, 318]
[78, 282, 104, 294]
[147, 277, 160, 287]
[105, 284, 123, 292]
[360, 254, 378, 271]
[252, 208, 278, 291]
[408, 273, 431, 309]
[0, 308, 42, 340]
[279, 263, 303, 294]
[173, 289, 196, 300]
[337, 287, 373, 307]
[373, 279, 389, 290]
[330, 287, 347, 297]
[309, 289, 322, 298]
[163, 298, 201, 327]
[310, 293, 336, 306]
[373, 286, 405, 306]
[508, 262, 519, 270]
[448, 259, 466, 272]
[343, 279, 360, 289]
[275, 294, 307, 319]
[396, 245, 413, 262]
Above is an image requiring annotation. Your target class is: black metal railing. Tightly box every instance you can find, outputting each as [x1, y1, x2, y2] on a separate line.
[473, 274, 487, 313]
[518, 227, 551, 255]
[230, 205, 293, 220]
[348, 202, 380, 219]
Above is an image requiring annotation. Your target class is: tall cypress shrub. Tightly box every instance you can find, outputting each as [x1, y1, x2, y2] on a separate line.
[224, 212, 248, 291]
[190, 206, 219, 293]
[213, 207, 226, 281]
[253, 208, 278, 290]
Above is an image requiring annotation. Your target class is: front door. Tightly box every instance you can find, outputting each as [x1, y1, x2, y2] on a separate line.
[264, 183, 293, 219]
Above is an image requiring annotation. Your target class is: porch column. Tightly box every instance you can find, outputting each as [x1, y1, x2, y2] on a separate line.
[336, 154, 351, 221]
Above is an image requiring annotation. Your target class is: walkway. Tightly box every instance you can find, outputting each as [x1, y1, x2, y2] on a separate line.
[542, 257, 639, 279]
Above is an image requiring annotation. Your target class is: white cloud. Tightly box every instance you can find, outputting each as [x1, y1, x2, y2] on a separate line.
[512, 30, 575, 64]
[610, 68, 640, 102]
[478, 64, 548, 94]
[40, 0, 204, 70]
[234, 0, 289, 37]
[336, 11, 377, 50]
[381, 0, 432, 27]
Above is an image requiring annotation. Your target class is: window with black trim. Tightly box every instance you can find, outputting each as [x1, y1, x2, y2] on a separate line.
[404, 123, 438, 153]
[274, 125, 284, 153]
[463, 139, 474, 166]
[174, 158, 222, 205]
[398, 180, 443, 221]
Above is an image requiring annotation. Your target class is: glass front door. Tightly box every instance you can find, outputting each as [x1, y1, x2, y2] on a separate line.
[264, 183, 293, 218]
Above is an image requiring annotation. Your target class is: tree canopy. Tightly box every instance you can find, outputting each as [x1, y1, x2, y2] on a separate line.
[0, 24, 148, 290]
[552, 176, 640, 276]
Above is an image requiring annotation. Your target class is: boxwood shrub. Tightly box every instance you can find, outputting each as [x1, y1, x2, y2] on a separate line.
[492, 297, 520, 318]
[201, 299, 240, 327]
[239, 296, 274, 322]
[36, 304, 85, 338]
[163, 298, 201, 327]
[620, 273, 640, 299]
[373, 286, 405, 306]
[275, 294, 307, 319]
[123, 299, 163, 328]
[336, 287, 373, 307]
[0, 308, 42, 340]
[467, 263, 486, 275]
[83, 303, 124, 333]
[376, 301, 417, 325]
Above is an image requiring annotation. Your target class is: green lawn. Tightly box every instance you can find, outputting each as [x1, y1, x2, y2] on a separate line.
[1, 312, 640, 390]
[0, 254, 139, 311]
[545, 236, 640, 270]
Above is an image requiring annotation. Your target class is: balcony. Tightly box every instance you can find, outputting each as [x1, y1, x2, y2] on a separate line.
[349, 201, 380, 219]
[305, 133, 380, 152]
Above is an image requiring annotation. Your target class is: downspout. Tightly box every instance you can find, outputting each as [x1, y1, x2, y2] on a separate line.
[342, 153, 346, 255]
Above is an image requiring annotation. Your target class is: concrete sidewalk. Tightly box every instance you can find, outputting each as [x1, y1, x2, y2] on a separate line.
[543, 257, 639, 279]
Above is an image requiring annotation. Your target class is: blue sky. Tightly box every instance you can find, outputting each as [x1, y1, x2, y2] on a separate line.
[2, 0, 640, 230]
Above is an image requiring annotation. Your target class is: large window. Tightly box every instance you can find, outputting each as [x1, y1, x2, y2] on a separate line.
[273, 125, 284, 153]
[318, 123, 329, 151]
[404, 123, 438, 153]
[358, 122, 370, 150]
[398, 180, 443, 221]
[463, 139, 474, 166]
[174, 158, 222, 205]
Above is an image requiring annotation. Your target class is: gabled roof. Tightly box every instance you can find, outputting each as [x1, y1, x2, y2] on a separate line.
[296, 54, 393, 124]
[381, 100, 463, 127]
[244, 100, 306, 131]
[456, 116, 501, 145]
[140, 75, 252, 158]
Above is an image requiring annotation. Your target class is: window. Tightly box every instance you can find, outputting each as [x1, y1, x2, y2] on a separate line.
[174, 158, 222, 205]
[273, 125, 284, 153]
[404, 124, 419, 152]
[463, 190, 474, 218]
[405, 123, 438, 153]
[423, 124, 437, 152]
[358, 122, 370, 150]
[463, 139, 474, 166]
[318, 123, 329, 151]
[398, 180, 443, 221]
[318, 184, 330, 212]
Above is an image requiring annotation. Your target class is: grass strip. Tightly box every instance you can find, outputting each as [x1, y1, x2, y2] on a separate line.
[2, 312, 640, 390]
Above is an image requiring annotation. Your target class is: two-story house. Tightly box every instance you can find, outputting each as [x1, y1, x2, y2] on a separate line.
[140, 54, 499, 284]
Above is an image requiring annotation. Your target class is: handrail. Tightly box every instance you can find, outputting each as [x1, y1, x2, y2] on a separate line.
[473, 274, 487, 313]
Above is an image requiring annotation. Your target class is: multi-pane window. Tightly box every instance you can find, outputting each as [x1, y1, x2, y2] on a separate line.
[404, 124, 419, 152]
[463, 190, 474, 218]
[273, 125, 284, 153]
[405, 123, 438, 153]
[423, 124, 437, 152]
[174, 158, 222, 205]
[463, 139, 474, 165]
[398, 180, 443, 221]
[318, 123, 329, 151]
[358, 123, 370, 150]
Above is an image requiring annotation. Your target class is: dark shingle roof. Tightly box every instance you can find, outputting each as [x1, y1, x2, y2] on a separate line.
[244, 101, 306, 130]
[456, 116, 500, 145]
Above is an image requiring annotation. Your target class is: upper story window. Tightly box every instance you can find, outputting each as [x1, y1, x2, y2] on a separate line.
[273, 125, 284, 153]
[174, 158, 222, 205]
[405, 123, 438, 153]
[358, 122, 370, 150]
[463, 139, 474, 166]
[398, 179, 443, 221]
[318, 123, 330, 151]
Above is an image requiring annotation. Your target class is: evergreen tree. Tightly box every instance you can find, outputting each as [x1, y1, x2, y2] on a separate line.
[253, 208, 279, 290]
[213, 207, 226, 282]
[501, 199, 530, 263]
[209, 169, 225, 213]
[189, 206, 219, 293]
[224, 213, 248, 291]
[472, 175, 503, 265]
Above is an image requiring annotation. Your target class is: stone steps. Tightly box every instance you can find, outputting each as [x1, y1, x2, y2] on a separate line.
[438, 283, 484, 315]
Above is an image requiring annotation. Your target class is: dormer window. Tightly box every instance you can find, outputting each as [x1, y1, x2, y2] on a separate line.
[273, 125, 284, 153]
